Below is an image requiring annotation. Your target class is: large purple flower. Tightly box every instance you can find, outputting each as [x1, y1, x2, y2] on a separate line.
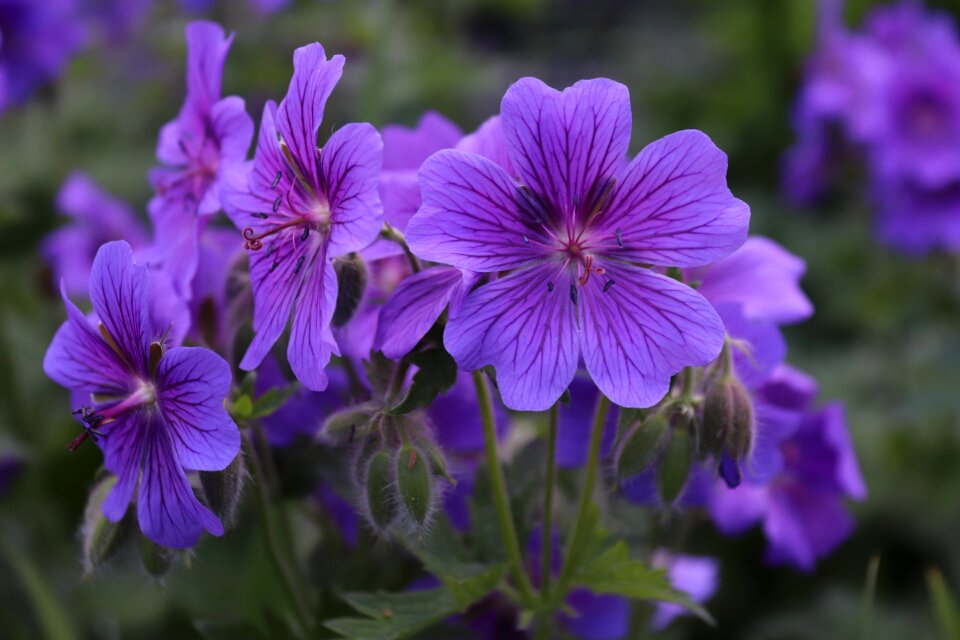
[41, 171, 149, 297]
[149, 21, 253, 298]
[0, 0, 84, 114]
[407, 78, 749, 410]
[873, 177, 960, 255]
[223, 43, 383, 391]
[43, 241, 240, 548]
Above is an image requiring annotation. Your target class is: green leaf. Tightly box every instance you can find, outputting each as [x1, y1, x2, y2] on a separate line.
[325, 588, 460, 640]
[387, 349, 457, 415]
[926, 568, 960, 640]
[249, 383, 299, 419]
[572, 541, 714, 625]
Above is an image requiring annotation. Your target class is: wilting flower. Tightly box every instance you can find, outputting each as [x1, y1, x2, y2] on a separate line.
[43, 241, 240, 548]
[408, 77, 749, 410]
[709, 367, 867, 571]
[223, 43, 383, 391]
[149, 21, 253, 298]
[41, 171, 149, 297]
[0, 0, 84, 114]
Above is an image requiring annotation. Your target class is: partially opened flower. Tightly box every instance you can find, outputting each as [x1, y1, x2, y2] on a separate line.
[149, 21, 253, 298]
[43, 241, 240, 548]
[223, 43, 383, 391]
[408, 77, 749, 410]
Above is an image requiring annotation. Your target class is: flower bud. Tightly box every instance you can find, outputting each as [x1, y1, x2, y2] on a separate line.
[80, 475, 133, 575]
[614, 414, 668, 480]
[200, 453, 247, 530]
[332, 253, 368, 327]
[138, 535, 176, 578]
[657, 428, 693, 505]
[394, 444, 436, 532]
[700, 375, 753, 459]
[362, 448, 397, 534]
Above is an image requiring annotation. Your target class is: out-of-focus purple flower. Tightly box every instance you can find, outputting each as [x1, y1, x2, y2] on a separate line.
[223, 43, 383, 391]
[256, 355, 348, 448]
[709, 373, 866, 571]
[315, 484, 359, 546]
[43, 241, 240, 548]
[83, 0, 152, 44]
[0, 0, 84, 114]
[149, 21, 252, 301]
[649, 551, 719, 631]
[41, 172, 149, 297]
[185, 226, 244, 349]
[873, 178, 960, 255]
[408, 77, 749, 411]
[0, 454, 23, 496]
[179, 0, 291, 15]
[555, 376, 617, 468]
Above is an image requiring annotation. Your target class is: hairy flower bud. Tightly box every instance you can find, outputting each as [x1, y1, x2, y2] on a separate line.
[80, 475, 133, 575]
[200, 453, 247, 530]
[362, 448, 397, 534]
[394, 444, 437, 532]
[658, 428, 693, 504]
[332, 253, 368, 327]
[701, 374, 754, 488]
[614, 414, 668, 480]
[139, 535, 176, 578]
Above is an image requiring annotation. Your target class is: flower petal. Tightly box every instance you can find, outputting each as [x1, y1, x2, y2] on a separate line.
[276, 43, 344, 188]
[381, 111, 462, 172]
[715, 302, 786, 389]
[408, 149, 546, 272]
[184, 21, 232, 117]
[322, 122, 384, 256]
[374, 266, 464, 359]
[696, 236, 812, 324]
[457, 115, 514, 175]
[444, 262, 578, 411]
[99, 413, 145, 521]
[43, 283, 130, 394]
[597, 130, 749, 267]
[88, 241, 152, 376]
[157, 346, 240, 470]
[580, 263, 725, 408]
[137, 416, 223, 548]
[501, 77, 631, 219]
[147, 195, 200, 300]
[287, 250, 339, 391]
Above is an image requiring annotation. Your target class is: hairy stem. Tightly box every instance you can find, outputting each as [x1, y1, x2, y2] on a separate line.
[541, 403, 559, 595]
[245, 427, 316, 635]
[556, 393, 611, 594]
[471, 370, 536, 605]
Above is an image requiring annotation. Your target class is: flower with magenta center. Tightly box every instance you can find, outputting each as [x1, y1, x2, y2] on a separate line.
[43, 241, 240, 548]
[407, 77, 750, 410]
[223, 42, 383, 391]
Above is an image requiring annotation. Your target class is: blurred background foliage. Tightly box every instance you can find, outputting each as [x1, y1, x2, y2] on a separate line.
[1, 0, 960, 638]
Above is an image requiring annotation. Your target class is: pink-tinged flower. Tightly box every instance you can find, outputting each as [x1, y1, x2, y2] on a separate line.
[41, 172, 149, 297]
[43, 241, 240, 548]
[149, 21, 253, 299]
[407, 77, 750, 410]
[223, 43, 383, 391]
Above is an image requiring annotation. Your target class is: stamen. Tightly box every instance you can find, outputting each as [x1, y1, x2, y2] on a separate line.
[294, 255, 306, 274]
[616, 228, 623, 247]
[271, 170, 282, 189]
[301, 227, 309, 241]
[603, 279, 615, 293]
[522, 235, 529, 244]
[272, 196, 281, 213]
[242, 218, 306, 251]
[270, 260, 280, 273]
[570, 285, 578, 306]
[547, 282, 554, 292]
[253, 212, 269, 219]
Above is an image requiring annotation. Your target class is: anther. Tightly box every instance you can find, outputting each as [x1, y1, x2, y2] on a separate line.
[294, 255, 306, 274]
[272, 196, 281, 213]
[547, 282, 555, 292]
[522, 235, 529, 244]
[301, 227, 309, 241]
[570, 285, 578, 306]
[271, 170, 282, 189]
[269, 261, 280, 273]
[253, 212, 269, 220]
[603, 279, 615, 293]
[616, 228, 623, 248]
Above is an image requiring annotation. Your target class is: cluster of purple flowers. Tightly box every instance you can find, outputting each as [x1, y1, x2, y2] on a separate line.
[786, 0, 960, 255]
[39, 18, 865, 637]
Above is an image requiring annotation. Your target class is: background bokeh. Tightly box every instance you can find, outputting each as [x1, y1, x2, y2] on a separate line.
[1, 0, 959, 638]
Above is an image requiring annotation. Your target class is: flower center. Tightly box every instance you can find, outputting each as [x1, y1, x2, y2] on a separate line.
[67, 380, 157, 451]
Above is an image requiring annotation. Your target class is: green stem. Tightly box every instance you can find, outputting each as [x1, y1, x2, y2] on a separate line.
[471, 370, 536, 605]
[557, 393, 611, 594]
[541, 403, 559, 595]
[245, 427, 316, 635]
[380, 223, 421, 273]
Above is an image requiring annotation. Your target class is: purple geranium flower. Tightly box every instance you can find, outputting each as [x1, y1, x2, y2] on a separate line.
[407, 77, 749, 410]
[223, 43, 383, 391]
[0, 0, 84, 114]
[709, 370, 866, 571]
[41, 172, 149, 297]
[650, 551, 719, 631]
[873, 177, 960, 255]
[43, 241, 240, 548]
[149, 21, 253, 298]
